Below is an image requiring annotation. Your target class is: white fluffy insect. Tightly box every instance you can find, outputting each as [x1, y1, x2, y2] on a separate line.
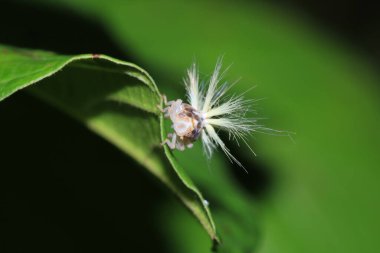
[160, 58, 261, 169]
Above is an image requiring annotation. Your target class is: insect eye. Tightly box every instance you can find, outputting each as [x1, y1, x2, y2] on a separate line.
[192, 130, 201, 140]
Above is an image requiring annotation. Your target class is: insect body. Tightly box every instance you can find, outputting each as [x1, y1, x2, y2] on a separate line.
[161, 58, 259, 169]
[162, 98, 203, 150]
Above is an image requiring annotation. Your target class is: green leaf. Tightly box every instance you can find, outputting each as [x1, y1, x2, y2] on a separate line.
[0, 44, 217, 243]
[36, 0, 380, 252]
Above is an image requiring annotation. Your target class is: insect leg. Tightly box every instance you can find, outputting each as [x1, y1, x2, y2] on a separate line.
[176, 141, 185, 151]
[162, 94, 168, 105]
[161, 133, 177, 149]
[161, 94, 175, 106]
[157, 95, 171, 114]
[157, 105, 166, 112]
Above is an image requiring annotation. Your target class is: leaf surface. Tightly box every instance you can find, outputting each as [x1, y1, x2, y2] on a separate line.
[0, 44, 217, 242]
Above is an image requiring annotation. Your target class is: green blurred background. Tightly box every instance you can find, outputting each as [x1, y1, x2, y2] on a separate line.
[1, 0, 380, 252]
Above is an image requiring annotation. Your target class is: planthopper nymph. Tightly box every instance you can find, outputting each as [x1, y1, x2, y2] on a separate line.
[160, 58, 268, 170]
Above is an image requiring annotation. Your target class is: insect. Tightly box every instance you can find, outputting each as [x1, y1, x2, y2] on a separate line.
[160, 58, 261, 169]
[160, 96, 203, 151]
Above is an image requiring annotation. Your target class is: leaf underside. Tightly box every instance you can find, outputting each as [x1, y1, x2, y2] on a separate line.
[0, 44, 218, 243]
